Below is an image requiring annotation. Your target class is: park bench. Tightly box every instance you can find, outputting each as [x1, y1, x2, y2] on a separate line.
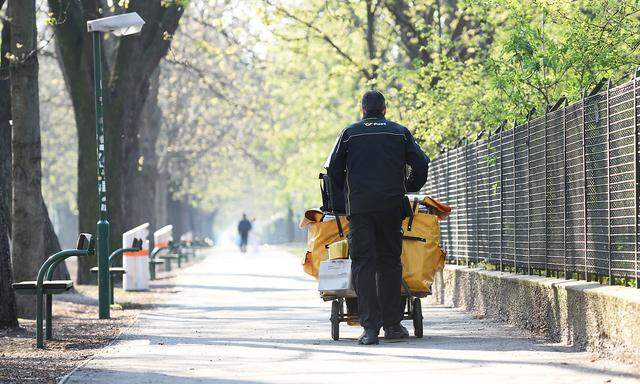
[179, 240, 196, 260]
[150, 225, 184, 276]
[149, 242, 173, 280]
[179, 232, 196, 260]
[148, 257, 165, 279]
[150, 241, 183, 276]
[90, 237, 143, 304]
[12, 233, 93, 348]
[192, 237, 214, 248]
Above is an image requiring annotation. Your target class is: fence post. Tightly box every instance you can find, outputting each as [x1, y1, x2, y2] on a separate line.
[634, 68, 639, 288]
[445, 149, 450, 259]
[562, 100, 568, 279]
[527, 113, 532, 275]
[582, 96, 588, 282]
[456, 147, 461, 265]
[544, 108, 549, 277]
[464, 144, 469, 266]
[606, 80, 612, 285]
[474, 142, 479, 264]
[513, 121, 518, 273]
[499, 129, 504, 272]
[487, 135, 492, 266]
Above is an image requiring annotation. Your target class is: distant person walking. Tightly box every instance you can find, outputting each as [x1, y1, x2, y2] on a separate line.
[237, 214, 252, 253]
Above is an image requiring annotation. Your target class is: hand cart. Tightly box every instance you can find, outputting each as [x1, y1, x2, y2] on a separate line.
[316, 183, 430, 341]
[321, 280, 429, 341]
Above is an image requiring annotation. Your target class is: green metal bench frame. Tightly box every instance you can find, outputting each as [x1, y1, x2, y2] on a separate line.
[151, 240, 191, 275]
[177, 240, 195, 261]
[90, 237, 143, 304]
[13, 233, 93, 348]
[149, 243, 171, 279]
[148, 239, 201, 279]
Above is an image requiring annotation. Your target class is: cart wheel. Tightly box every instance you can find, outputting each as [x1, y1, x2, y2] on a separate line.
[412, 298, 423, 339]
[331, 300, 340, 341]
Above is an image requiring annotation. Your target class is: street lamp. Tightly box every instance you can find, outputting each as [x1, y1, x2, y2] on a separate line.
[86, 12, 145, 319]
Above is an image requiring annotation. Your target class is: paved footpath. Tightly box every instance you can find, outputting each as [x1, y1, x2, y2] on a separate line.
[64, 247, 640, 384]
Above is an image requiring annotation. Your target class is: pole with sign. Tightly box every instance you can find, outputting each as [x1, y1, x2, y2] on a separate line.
[87, 12, 145, 319]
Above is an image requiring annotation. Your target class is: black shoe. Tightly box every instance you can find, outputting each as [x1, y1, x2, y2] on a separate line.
[384, 324, 409, 339]
[358, 328, 379, 345]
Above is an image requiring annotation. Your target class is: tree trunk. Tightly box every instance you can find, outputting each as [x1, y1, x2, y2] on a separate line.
[44, 200, 69, 280]
[54, 204, 78, 249]
[0, 7, 11, 234]
[167, 197, 191, 239]
[205, 210, 217, 240]
[104, 3, 184, 255]
[155, 170, 169, 230]
[124, 67, 162, 238]
[190, 207, 215, 239]
[48, 1, 102, 283]
[0, 3, 18, 328]
[0, 202, 16, 327]
[287, 205, 295, 243]
[8, 0, 46, 317]
[192, 208, 215, 239]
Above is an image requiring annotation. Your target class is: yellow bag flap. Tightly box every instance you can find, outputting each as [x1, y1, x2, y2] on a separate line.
[421, 196, 452, 220]
[299, 209, 324, 228]
[303, 216, 349, 278]
[407, 194, 452, 220]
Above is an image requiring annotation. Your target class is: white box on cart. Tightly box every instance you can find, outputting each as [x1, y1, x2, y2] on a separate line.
[318, 259, 356, 297]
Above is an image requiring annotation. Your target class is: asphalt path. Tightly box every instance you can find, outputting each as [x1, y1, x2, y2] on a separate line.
[64, 246, 640, 384]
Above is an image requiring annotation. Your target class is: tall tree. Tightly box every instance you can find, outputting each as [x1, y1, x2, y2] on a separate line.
[128, 67, 162, 237]
[47, 0, 99, 283]
[8, 0, 46, 317]
[48, 1, 186, 283]
[0, 0, 18, 328]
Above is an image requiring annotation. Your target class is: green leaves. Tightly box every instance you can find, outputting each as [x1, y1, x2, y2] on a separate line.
[396, 0, 640, 153]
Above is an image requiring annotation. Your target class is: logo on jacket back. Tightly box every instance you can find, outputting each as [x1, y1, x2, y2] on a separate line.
[364, 122, 387, 127]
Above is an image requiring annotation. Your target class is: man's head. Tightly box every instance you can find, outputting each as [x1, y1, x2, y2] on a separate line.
[242, 213, 247, 219]
[361, 90, 386, 117]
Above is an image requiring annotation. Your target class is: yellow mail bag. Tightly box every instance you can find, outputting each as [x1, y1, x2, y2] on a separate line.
[299, 210, 349, 278]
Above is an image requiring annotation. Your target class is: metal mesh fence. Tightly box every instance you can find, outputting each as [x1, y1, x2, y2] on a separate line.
[424, 77, 640, 286]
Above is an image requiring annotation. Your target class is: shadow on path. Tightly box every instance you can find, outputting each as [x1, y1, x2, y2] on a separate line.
[101, 334, 640, 380]
[64, 368, 268, 384]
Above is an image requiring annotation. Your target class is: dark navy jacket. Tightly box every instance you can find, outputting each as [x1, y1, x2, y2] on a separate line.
[326, 115, 430, 215]
[238, 219, 252, 235]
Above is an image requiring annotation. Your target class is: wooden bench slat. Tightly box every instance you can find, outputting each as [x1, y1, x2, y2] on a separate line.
[12, 280, 73, 295]
[89, 267, 126, 274]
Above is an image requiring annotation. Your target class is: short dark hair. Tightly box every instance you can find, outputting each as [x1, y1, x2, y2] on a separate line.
[361, 90, 386, 115]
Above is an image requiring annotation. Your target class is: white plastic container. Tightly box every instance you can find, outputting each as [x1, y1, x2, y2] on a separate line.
[122, 222, 150, 291]
[154, 225, 173, 249]
[318, 259, 356, 297]
[180, 231, 193, 244]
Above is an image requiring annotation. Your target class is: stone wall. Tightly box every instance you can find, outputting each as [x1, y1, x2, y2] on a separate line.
[428, 265, 640, 364]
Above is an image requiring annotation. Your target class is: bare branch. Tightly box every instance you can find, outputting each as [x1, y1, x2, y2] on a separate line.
[266, 0, 373, 80]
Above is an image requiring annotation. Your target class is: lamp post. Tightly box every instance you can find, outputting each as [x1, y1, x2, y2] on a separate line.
[87, 12, 145, 319]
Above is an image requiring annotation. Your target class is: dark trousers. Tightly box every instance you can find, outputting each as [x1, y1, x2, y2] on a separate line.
[239, 233, 249, 251]
[348, 206, 404, 331]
